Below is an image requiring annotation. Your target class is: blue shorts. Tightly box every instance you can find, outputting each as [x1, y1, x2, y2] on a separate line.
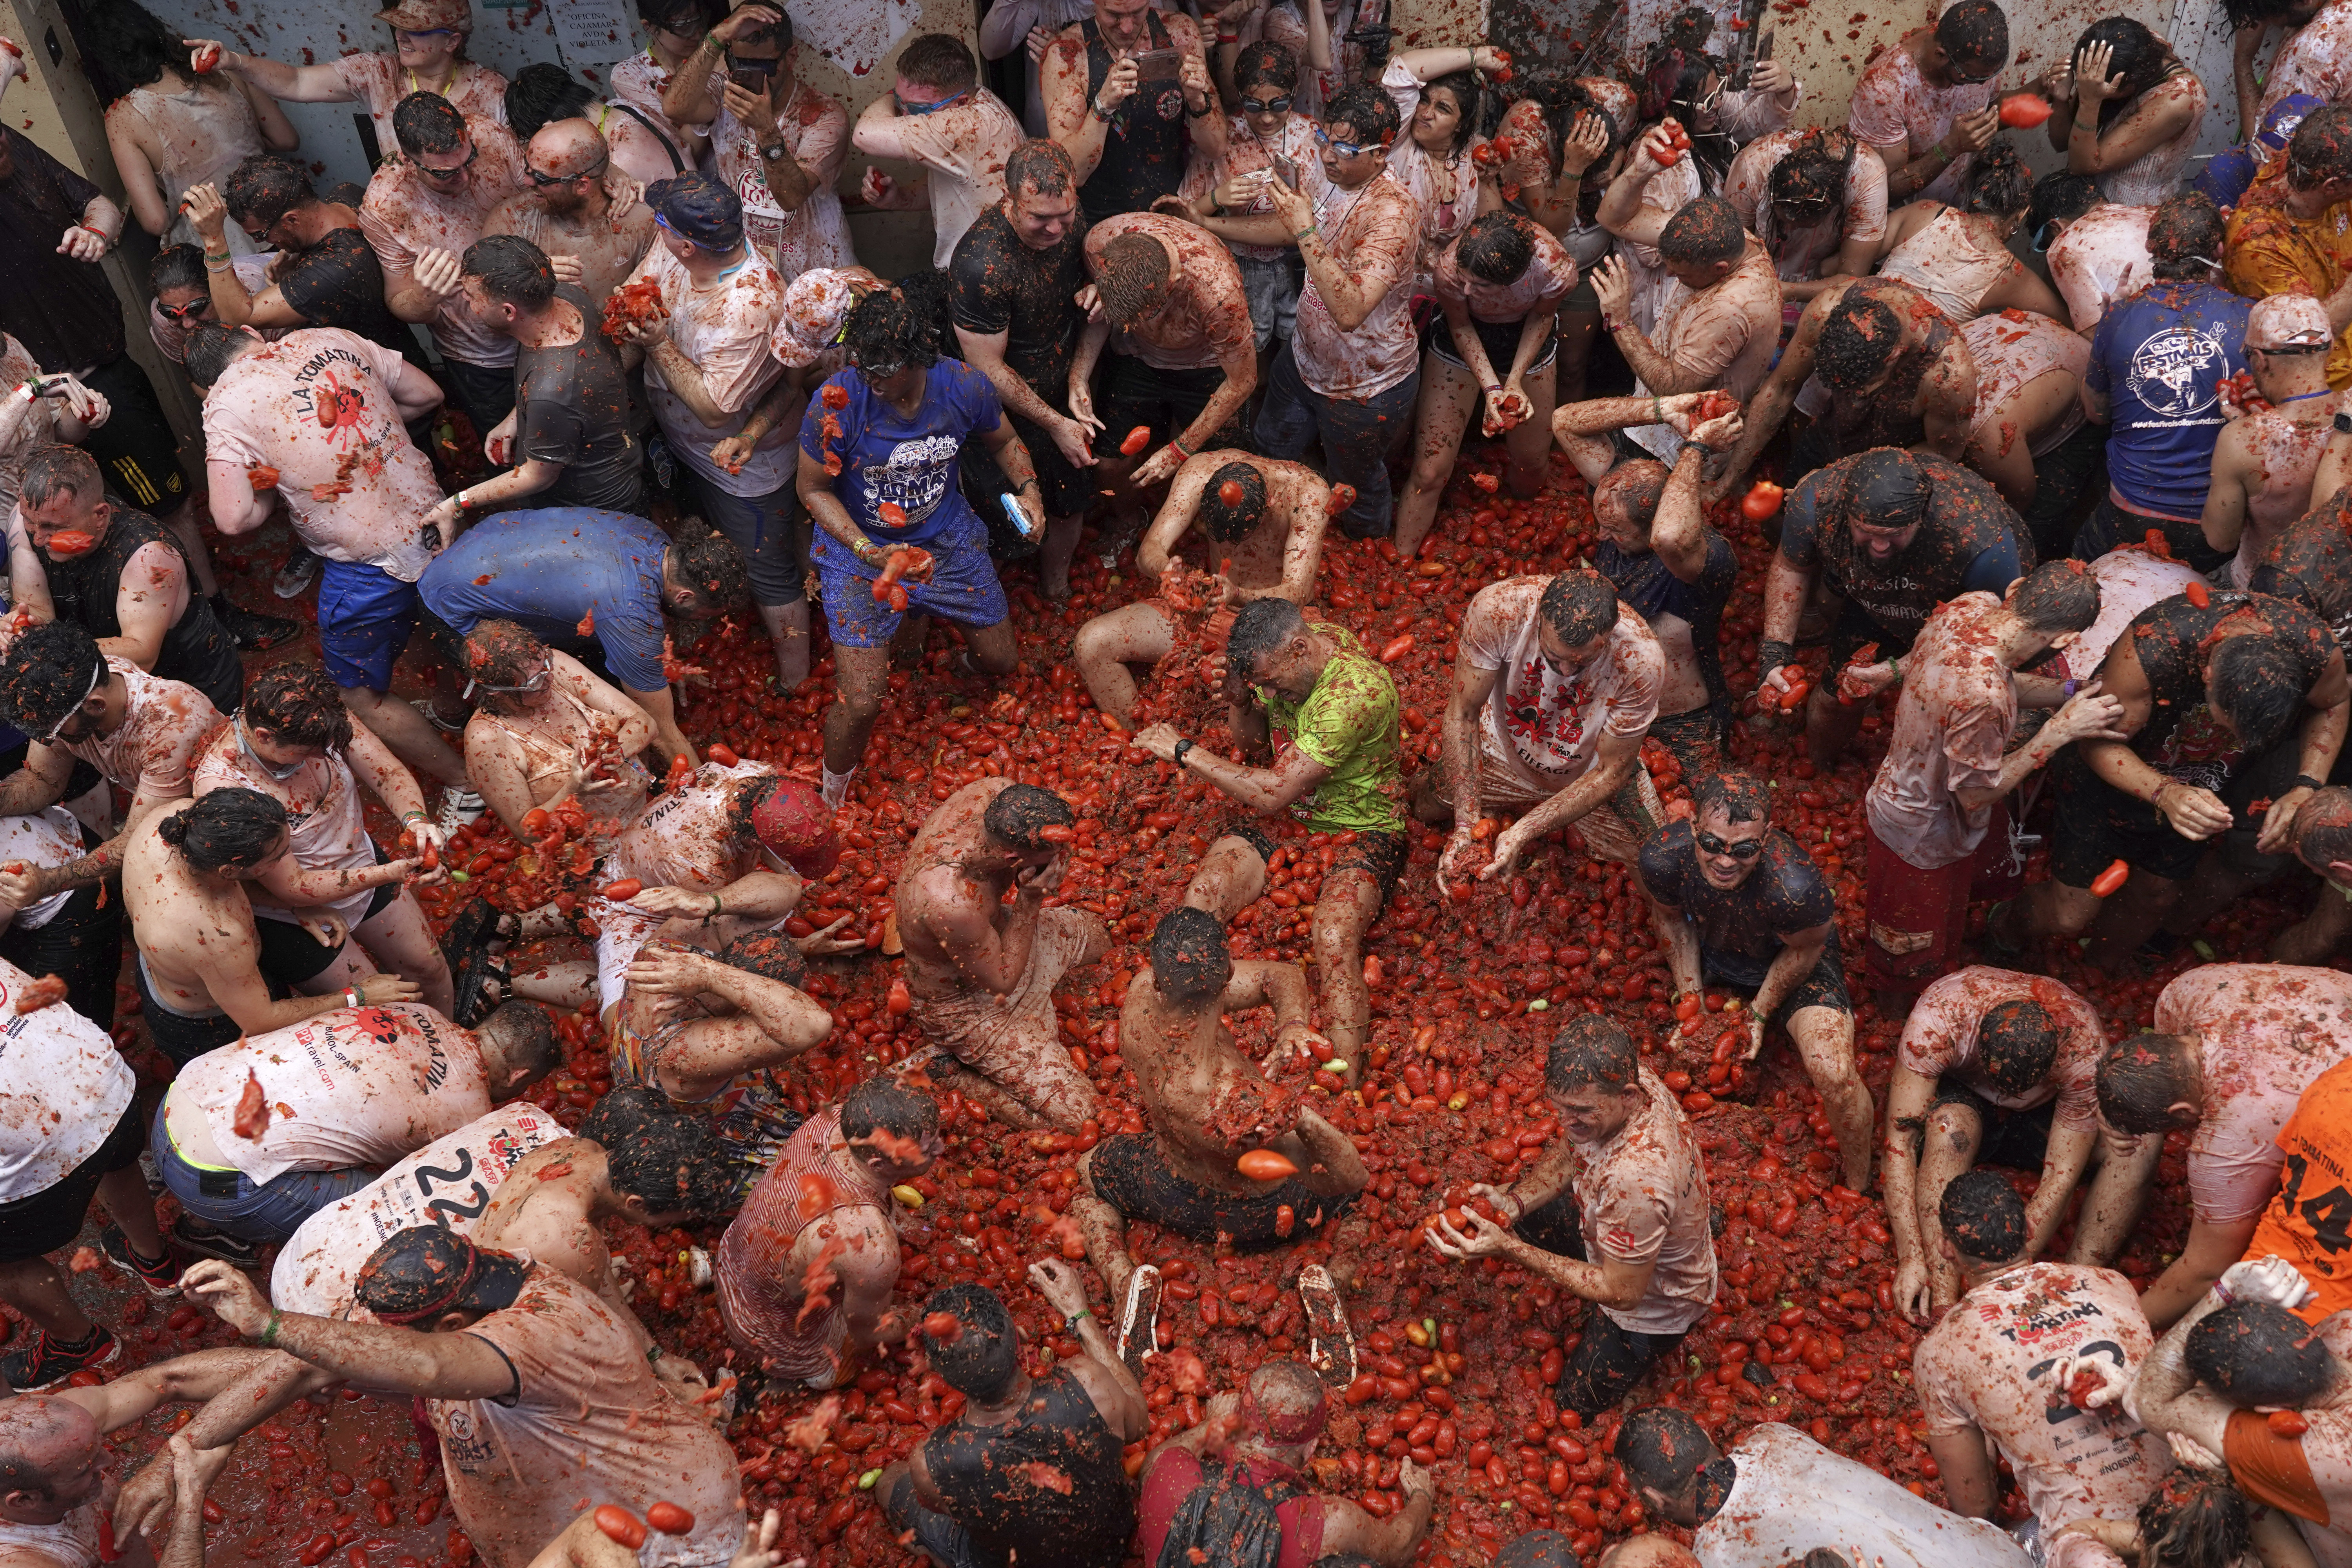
[810, 504, 1007, 649]
[317, 558, 420, 692]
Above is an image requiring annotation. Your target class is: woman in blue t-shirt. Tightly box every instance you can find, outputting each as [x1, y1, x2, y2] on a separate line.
[796, 288, 1047, 805]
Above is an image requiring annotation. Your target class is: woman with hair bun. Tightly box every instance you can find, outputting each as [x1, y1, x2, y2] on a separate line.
[1867, 138, 2069, 324]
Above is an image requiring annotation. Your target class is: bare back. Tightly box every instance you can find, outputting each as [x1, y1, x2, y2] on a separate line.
[1119, 962, 1313, 1189]
[121, 800, 262, 1015]
[1185, 458, 1329, 597]
[895, 779, 1022, 999]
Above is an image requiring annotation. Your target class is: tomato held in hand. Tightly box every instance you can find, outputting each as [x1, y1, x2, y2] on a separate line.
[600, 879, 644, 903]
[593, 1508, 646, 1550]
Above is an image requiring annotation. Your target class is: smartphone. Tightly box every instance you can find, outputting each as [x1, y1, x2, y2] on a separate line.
[1133, 47, 1182, 81]
[728, 67, 772, 93]
[1270, 154, 1299, 189]
[1000, 492, 1037, 539]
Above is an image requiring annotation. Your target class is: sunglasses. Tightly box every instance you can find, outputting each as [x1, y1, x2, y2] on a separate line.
[393, 27, 457, 42]
[1241, 94, 1293, 114]
[160, 299, 212, 324]
[416, 143, 477, 181]
[1696, 832, 1765, 860]
[527, 154, 608, 187]
[896, 88, 970, 115]
[1312, 124, 1377, 157]
[856, 359, 908, 383]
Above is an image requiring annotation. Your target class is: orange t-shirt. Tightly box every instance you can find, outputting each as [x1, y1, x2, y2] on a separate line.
[2247, 1054, 2352, 1323]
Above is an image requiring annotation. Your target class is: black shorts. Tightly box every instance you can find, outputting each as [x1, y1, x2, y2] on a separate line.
[81, 358, 189, 515]
[1224, 823, 1409, 904]
[965, 407, 1094, 523]
[1829, 597, 1921, 664]
[0, 878, 123, 1032]
[1089, 1132, 1353, 1250]
[880, 1472, 987, 1568]
[0, 1094, 144, 1263]
[1428, 314, 1559, 377]
[1510, 1193, 1689, 1417]
[253, 882, 394, 986]
[1647, 703, 1726, 780]
[1927, 1080, 2056, 1172]
[1699, 936, 1852, 1027]
[2049, 749, 2208, 887]
[1091, 355, 1249, 460]
[135, 956, 266, 1067]
[1222, 819, 1280, 863]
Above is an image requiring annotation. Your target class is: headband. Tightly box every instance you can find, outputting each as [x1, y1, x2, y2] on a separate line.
[43, 656, 105, 743]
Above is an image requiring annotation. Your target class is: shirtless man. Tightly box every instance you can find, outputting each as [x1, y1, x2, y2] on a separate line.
[458, 619, 656, 853]
[1071, 907, 1367, 1326]
[1708, 276, 1976, 500]
[2201, 294, 2339, 587]
[1955, 309, 2099, 555]
[897, 780, 1107, 1130]
[1882, 968, 2158, 1319]
[1553, 396, 1744, 775]
[1910, 1172, 2173, 1568]
[1418, 568, 1665, 891]
[123, 790, 421, 1065]
[0, 619, 221, 898]
[2093, 964, 2352, 1328]
[482, 116, 657, 311]
[1072, 451, 1332, 726]
[715, 1076, 940, 1388]
[154, 1001, 556, 1247]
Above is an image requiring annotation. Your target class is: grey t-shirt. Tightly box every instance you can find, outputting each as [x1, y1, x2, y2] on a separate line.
[513, 284, 642, 514]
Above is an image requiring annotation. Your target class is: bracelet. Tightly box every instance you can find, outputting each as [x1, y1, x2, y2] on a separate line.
[1185, 97, 1213, 118]
[646, 1344, 664, 1364]
[1481, 383, 1502, 395]
[204, 257, 232, 272]
[260, 1310, 282, 1347]
[203, 249, 231, 262]
[2297, 774, 2327, 792]
[1292, 225, 1319, 241]
[345, 987, 361, 1009]
[401, 809, 426, 823]
[1218, 30, 1239, 42]
[706, 892, 723, 922]
[1091, 97, 1116, 123]
[1168, 437, 1191, 461]
[2210, 1278, 2235, 1307]
[1650, 393, 1663, 423]
[1067, 1308, 1093, 1327]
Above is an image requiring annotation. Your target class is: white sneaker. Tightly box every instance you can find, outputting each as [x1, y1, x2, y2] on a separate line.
[437, 787, 486, 833]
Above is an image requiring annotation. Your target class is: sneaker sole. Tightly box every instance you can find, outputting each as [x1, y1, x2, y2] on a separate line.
[1299, 1264, 1356, 1391]
[1115, 1264, 1162, 1384]
[9, 1334, 121, 1391]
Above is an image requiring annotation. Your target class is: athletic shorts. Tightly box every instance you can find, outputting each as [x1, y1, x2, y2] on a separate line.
[1428, 313, 1559, 377]
[0, 1095, 143, 1263]
[1699, 936, 1853, 1027]
[252, 878, 394, 984]
[1092, 355, 1249, 459]
[1927, 1080, 2057, 1173]
[1089, 1132, 1353, 1249]
[810, 506, 1008, 649]
[82, 358, 189, 514]
[1510, 1192, 1691, 1417]
[2049, 749, 2209, 887]
[316, 558, 420, 692]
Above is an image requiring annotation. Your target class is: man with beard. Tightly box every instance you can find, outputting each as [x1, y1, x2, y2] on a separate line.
[482, 116, 656, 312]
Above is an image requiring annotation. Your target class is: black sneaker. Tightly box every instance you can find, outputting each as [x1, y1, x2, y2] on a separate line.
[214, 597, 301, 652]
[169, 1216, 263, 1269]
[98, 1225, 179, 1297]
[2, 1327, 120, 1390]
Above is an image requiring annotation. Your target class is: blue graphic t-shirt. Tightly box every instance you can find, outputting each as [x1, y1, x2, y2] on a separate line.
[2087, 281, 2251, 521]
[798, 359, 1004, 549]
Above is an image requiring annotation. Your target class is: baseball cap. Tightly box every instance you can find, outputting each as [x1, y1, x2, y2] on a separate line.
[2260, 94, 2326, 154]
[2248, 292, 2333, 351]
[376, 0, 473, 31]
[771, 269, 858, 367]
[750, 776, 841, 878]
[647, 173, 743, 252]
[353, 1229, 530, 1325]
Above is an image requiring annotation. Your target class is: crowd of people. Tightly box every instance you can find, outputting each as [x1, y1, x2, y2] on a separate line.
[2, 0, 2352, 1565]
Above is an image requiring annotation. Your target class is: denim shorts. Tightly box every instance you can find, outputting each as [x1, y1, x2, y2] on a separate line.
[149, 1095, 379, 1243]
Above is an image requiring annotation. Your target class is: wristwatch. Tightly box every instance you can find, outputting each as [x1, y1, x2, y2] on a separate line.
[758, 139, 789, 162]
[1172, 737, 1194, 768]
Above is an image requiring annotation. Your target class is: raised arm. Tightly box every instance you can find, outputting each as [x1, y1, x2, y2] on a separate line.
[187, 40, 361, 104]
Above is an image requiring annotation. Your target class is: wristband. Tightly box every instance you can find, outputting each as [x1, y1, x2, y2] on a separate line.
[1091, 97, 1116, 123]
[401, 809, 427, 823]
[456, 489, 470, 510]
[2297, 774, 2326, 792]
[1173, 737, 1194, 768]
[1185, 98, 1212, 118]
[1168, 437, 1191, 461]
[2060, 678, 2079, 697]
[706, 892, 723, 922]
[2210, 1278, 2235, 1307]
[1218, 30, 1239, 42]
[1481, 383, 1502, 395]
[2336, 410, 2352, 435]
[646, 1344, 664, 1363]
[345, 987, 361, 1009]
[1066, 1308, 1093, 1327]
[260, 1310, 282, 1347]
[203, 249, 232, 262]
[1756, 638, 1796, 681]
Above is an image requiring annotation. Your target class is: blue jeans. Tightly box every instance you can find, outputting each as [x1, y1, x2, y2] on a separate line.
[1252, 343, 1417, 539]
[149, 1097, 378, 1243]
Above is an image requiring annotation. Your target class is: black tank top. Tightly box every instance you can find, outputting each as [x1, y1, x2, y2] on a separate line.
[1593, 528, 1738, 706]
[2122, 589, 2335, 788]
[1824, 278, 1954, 458]
[921, 1368, 1136, 1568]
[1078, 13, 1191, 223]
[46, 510, 241, 716]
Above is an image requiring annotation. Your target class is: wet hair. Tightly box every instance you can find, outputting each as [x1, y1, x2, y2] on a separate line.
[981, 783, 1076, 852]
[1544, 1014, 1638, 1096]
[1536, 569, 1617, 648]
[2140, 1475, 2252, 1568]
[1934, 0, 2010, 78]
[1234, 40, 1301, 94]
[1593, 461, 1666, 539]
[1458, 213, 1537, 286]
[18, 446, 103, 513]
[2011, 560, 2100, 635]
[1326, 84, 1401, 150]
[842, 1076, 941, 1143]
[1417, 68, 1487, 157]
[2095, 1033, 2199, 1134]
[1641, 23, 1731, 189]
[1228, 597, 1307, 677]
[2074, 18, 2174, 131]
[183, 325, 256, 389]
[1514, 72, 1620, 187]
[243, 663, 354, 751]
[2288, 106, 2352, 191]
[225, 153, 316, 232]
[2295, 786, 2352, 871]
[896, 32, 977, 92]
[1096, 233, 1170, 325]
[1150, 906, 1231, 1005]
[712, 927, 806, 989]
[1695, 769, 1771, 826]
[841, 287, 941, 373]
[1200, 461, 1267, 542]
[2029, 171, 2101, 235]
[668, 516, 751, 617]
[734, 1, 792, 51]
[1767, 129, 1859, 225]
[1939, 1168, 2027, 1261]
[576, 1085, 739, 1218]
[151, 243, 208, 298]
[0, 620, 105, 738]
[922, 1284, 1020, 1400]
[2147, 191, 2226, 282]
[635, 0, 725, 33]
[1955, 136, 2031, 218]
[1658, 195, 1746, 267]
[1816, 290, 1903, 392]
[2210, 635, 2309, 754]
[503, 62, 599, 143]
[2185, 1302, 2335, 1407]
[158, 789, 289, 873]
[2223, 0, 2315, 26]
[392, 92, 468, 159]
[475, 1001, 561, 1092]
[461, 234, 557, 312]
[1495, 1532, 1579, 1568]
[1803, 1555, 1850, 1568]
[892, 267, 962, 365]
[1840, 448, 1933, 531]
[1004, 137, 1074, 200]
[1976, 998, 2060, 1095]
[462, 619, 547, 690]
[77, 0, 191, 98]
[1617, 1406, 1716, 1496]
